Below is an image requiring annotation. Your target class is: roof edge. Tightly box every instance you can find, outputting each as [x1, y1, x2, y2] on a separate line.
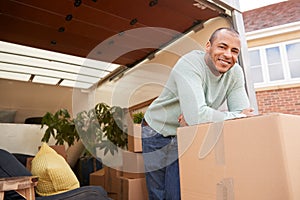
[246, 21, 300, 41]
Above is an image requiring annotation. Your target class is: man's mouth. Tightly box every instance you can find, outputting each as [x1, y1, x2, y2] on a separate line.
[218, 59, 231, 66]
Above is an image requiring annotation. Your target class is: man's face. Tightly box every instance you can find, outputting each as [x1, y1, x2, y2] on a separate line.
[205, 30, 241, 75]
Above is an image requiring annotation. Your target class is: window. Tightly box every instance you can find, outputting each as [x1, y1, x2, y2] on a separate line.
[249, 50, 263, 83]
[248, 39, 300, 87]
[266, 47, 284, 81]
[286, 42, 300, 78]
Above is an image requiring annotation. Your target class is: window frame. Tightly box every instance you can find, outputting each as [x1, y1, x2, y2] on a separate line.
[248, 39, 300, 88]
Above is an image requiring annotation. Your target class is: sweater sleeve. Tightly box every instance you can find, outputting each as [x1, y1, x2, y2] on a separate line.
[224, 66, 250, 119]
[172, 55, 249, 125]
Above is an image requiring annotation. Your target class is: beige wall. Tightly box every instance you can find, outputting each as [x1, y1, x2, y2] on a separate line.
[0, 79, 73, 123]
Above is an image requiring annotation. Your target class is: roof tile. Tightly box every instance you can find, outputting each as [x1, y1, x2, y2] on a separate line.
[242, 1, 300, 32]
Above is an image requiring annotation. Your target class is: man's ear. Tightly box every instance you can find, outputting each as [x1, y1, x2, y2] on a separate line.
[205, 41, 211, 52]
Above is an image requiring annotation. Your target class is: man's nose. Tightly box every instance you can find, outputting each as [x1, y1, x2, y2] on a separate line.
[223, 49, 232, 57]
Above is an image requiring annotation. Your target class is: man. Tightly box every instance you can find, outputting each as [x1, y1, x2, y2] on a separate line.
[141, 27, 254, 200]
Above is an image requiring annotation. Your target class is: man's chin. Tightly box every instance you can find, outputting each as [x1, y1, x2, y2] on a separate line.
[216, 67, 230, 74]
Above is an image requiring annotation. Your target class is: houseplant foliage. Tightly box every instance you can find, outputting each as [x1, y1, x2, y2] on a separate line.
[41, 108, 79, 146]
[95, 102, 128, 151]
[75, 102, 128, 156]
[74, 108, 102, 156]
[41, 103, 128, 156]
[132, 112, 144, 124]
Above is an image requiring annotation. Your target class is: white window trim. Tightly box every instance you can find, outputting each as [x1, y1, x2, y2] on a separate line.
[248, 38, 300, 89]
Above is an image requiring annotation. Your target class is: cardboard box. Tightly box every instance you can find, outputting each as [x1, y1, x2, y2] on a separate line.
[89, 167, 105, 187]
[108, 192, 119, 200]
[122, 151, 145, 179]
[105, 166, 122, 193]
[126, 109, 143, 153]
[89, 166, 122, 194]
[118, 176, 148, 200]
[128, 124, 143, 152]
[177, 113, 300, 200]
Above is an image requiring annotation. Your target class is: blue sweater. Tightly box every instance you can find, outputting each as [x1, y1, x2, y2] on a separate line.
[144, 50, 250, 137]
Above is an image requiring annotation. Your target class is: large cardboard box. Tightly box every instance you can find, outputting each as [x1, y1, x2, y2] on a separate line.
[177, 113, 300, 200]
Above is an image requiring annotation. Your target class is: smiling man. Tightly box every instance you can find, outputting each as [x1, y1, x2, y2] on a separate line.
[141, 27, 254, 200]
[205, 28, 241, 75]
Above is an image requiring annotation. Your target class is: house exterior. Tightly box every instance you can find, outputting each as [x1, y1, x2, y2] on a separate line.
[243, 0, 300, 115]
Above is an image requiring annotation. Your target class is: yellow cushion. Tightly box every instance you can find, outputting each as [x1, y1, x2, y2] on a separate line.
[31, 143, 79, 196]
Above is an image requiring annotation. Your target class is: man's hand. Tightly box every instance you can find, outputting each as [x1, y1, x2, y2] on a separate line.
[241, 108, 255, 116]
[179, 108, 255, 127]
[178, 114, 188, 127]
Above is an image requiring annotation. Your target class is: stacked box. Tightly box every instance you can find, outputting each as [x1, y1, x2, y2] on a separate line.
[127, 123, 143, 153]
[122, 150, 145, 179]
[115, 114, 148, 199]
[89, 168, 105, 186]
[89, 166, 122, 199]
[118, 176, 148, 200]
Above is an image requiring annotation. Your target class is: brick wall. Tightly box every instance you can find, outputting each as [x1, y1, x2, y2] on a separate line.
[255, 87, 300, 115]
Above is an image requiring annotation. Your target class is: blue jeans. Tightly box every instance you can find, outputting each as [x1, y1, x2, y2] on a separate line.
[142, 121, 181, 200]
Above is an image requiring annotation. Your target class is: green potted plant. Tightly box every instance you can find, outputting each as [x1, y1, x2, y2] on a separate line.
[40, 108, 84, 168]
[41, 103, 128, 156]
[74, 103, 128, 185]
[95, 102, 128, 153]
[75, 102, 128, 156]
[40, 103, 128, 185]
